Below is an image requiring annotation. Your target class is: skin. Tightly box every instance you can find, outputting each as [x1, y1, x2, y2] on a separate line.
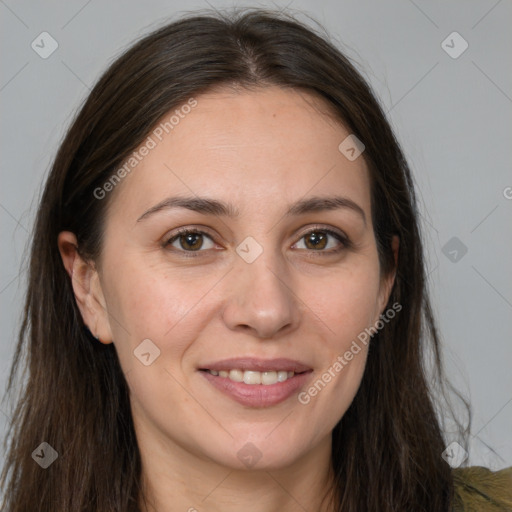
[59, 86, 398, 512]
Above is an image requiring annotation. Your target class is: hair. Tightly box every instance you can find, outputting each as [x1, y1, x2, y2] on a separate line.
[1, 7, 470, 511]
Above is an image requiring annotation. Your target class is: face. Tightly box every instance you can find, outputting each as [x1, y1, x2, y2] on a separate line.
[63, 86, 396, 472]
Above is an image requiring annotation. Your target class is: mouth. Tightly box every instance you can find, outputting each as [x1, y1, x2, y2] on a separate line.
[198, 358, 313, 408]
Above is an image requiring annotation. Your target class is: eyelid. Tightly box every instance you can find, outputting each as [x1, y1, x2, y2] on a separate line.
[296, 224, 348, 241]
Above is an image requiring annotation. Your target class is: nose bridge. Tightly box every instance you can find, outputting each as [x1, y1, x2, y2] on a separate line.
[222, 235, 300, 338]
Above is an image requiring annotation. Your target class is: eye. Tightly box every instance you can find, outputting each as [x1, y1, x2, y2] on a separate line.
[165, 228, 216, 254]
[293, 228, 349, 253]
[164, 226, 350, 258]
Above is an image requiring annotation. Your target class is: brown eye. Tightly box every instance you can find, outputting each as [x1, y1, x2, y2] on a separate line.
[294, 228, 348, 253]
[304, 231, 328, 250]
[178, 232, 203, 251]
[166, 230, 215, 252]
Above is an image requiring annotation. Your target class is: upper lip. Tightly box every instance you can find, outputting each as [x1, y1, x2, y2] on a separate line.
[199, 357, 312, 373]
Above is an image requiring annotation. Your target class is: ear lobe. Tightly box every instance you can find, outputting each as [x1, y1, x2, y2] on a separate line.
[57, 231, 113, 344]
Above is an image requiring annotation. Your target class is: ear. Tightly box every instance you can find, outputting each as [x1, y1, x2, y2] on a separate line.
[57, 231, 113, 344]
[376, 234, 400, 316]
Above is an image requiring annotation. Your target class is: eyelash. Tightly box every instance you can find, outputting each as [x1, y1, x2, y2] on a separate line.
[164, 226, 351, 258]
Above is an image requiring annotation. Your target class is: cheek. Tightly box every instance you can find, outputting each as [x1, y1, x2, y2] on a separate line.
[302, 261, 382, 347]
[295, 265, 379, 438]
[294, 258, 380, 409]
[102, 255, 227, 369]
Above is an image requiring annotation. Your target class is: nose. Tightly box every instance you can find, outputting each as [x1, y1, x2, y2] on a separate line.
[221, 250, 301, 339]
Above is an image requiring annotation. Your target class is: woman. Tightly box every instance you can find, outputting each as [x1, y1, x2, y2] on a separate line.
[1, 8, 511, 512]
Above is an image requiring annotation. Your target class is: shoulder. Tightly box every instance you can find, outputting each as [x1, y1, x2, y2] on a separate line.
[451, 465, 512, 511]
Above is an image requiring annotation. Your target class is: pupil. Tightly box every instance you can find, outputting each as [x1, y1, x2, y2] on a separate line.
[183, 233, 202, 250]
[307, 232, 326, 249]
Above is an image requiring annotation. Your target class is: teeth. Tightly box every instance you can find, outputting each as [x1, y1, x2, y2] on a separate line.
[277, 371, 288, 382]
[262, 371, 277, 385]
[207, 369, 296, 385]
[229, 369, 243, 382]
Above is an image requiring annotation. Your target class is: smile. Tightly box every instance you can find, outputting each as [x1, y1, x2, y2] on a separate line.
[205, 369, 296, 385]
[199, 367, 313, 408]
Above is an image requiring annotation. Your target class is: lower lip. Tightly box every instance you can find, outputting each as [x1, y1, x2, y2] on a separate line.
[199, 370, 313, 408]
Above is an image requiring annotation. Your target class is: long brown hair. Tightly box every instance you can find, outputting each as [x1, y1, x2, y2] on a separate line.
[1, 8, 469, 511]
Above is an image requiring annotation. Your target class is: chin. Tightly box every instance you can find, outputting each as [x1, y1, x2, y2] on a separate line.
[207, 433, 309, 471]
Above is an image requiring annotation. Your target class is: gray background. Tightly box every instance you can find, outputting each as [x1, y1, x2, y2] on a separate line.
[1, 0, 511, 472]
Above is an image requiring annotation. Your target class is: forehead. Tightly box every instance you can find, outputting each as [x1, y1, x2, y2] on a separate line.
[106, 86, 371, 222]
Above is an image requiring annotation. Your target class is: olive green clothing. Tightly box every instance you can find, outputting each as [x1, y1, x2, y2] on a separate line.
[452, 466, 512, 511]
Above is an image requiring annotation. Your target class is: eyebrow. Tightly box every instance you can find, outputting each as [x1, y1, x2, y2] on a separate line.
[136, 194, 367, 225]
